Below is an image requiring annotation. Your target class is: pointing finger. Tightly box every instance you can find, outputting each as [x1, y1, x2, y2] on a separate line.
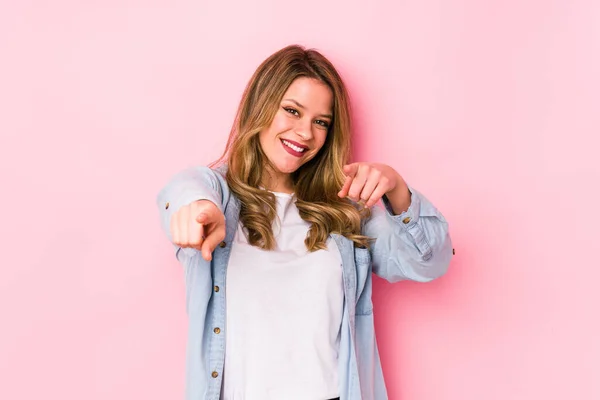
[339, 163, 360, 198]
[338, 174, 353, 198]
[201, 225, 226, 261]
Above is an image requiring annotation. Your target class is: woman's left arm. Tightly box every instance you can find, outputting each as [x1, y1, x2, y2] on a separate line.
[339, 163, 453, 283]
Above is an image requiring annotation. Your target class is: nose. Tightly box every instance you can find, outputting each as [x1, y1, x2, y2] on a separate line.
[294, 118, 313, 141]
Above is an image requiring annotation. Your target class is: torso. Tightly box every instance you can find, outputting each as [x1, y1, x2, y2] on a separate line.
[222, 192, 344, 400]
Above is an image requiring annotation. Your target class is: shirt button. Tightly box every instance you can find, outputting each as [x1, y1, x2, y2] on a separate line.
[453, 248, 456, 255]
[214, 285, 220, 292]
[211, 371, 218, 378]
[165, 202, 170, 210]
[219, 241, 226, 248]
[214, 327, 221, 334]
[402, 217, 411, 224]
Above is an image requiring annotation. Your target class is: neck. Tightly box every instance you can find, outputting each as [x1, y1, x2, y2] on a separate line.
[261, 169, 294, 194]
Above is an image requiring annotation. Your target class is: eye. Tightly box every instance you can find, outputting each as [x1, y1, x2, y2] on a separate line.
[315, 120, 330, 128]
[283, 107, 299, 116]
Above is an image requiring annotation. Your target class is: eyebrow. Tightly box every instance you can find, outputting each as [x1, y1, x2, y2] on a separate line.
[283, 99, 333, 119]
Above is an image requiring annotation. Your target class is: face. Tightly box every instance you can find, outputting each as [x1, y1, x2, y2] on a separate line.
[258, 77, 333, 190]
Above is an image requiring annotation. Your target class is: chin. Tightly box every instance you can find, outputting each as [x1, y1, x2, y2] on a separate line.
[271, 160, 300, 174]
[277, 165, 300, 174]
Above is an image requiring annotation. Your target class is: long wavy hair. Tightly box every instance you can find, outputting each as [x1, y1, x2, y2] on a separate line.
[212, 44, 371, 251]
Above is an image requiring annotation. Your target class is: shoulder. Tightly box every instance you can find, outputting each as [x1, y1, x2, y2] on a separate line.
[180, 163, 229, 191]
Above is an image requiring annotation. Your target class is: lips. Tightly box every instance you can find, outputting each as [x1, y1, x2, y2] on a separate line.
[281, 139, 308, 157]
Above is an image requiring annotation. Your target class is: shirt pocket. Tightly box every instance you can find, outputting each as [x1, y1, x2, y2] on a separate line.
[354, 246, 373, 315]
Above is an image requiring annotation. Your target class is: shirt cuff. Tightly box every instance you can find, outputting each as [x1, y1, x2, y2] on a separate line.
[381, 185, 421, 226]
[381, 186, 432, 260]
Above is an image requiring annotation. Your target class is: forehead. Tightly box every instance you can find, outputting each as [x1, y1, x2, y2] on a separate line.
[283, 77, 333, 113]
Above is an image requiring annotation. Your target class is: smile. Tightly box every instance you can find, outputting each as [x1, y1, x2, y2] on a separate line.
[281, 139, 307, 156]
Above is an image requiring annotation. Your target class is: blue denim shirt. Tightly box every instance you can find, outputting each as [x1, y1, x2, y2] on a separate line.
[156, 166, 453, 400]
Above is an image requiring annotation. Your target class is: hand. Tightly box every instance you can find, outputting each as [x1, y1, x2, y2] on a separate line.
[170, 200, 226, 261]
[337, 162, 410, 211]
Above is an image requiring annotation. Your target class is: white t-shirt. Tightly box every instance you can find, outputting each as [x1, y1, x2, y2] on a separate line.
[222, 191, 344, 400]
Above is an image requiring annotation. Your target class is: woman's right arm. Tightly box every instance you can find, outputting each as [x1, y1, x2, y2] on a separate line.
[156, 166, 229, 260]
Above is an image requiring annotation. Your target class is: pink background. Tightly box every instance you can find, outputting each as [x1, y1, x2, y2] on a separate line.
[1, 0, 599, 399]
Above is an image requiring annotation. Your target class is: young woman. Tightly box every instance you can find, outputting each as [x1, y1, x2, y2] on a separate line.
[157, 44, 453, 400]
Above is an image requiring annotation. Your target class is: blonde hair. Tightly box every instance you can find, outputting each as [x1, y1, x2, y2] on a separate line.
[212, 44, 371, 251]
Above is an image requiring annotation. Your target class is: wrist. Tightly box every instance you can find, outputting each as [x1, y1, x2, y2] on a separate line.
[386, 182, 411, 215]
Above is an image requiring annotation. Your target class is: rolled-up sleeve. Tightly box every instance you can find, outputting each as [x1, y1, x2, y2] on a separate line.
[364, 187, 453, 283]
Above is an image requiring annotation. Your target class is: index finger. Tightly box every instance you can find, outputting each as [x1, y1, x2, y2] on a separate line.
[200, 225, 226, 261]
[193, 200, 220, 224]
[338, 174, 353, 198]
[338, 163, 359, 198]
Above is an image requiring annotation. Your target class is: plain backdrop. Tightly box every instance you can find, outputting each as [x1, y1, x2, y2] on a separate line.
[1, 0, 599, 399]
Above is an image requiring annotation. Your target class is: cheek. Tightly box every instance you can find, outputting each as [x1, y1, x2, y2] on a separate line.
[258, 128, 271, 148]
[269, 112, 292, 133]
[314, 130, 328, 151]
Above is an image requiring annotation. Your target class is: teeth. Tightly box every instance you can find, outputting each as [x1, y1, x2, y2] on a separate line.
[282, 140, 305, 153]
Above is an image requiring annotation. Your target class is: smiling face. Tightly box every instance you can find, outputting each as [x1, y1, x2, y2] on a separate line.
[258, 77, 333, 193]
